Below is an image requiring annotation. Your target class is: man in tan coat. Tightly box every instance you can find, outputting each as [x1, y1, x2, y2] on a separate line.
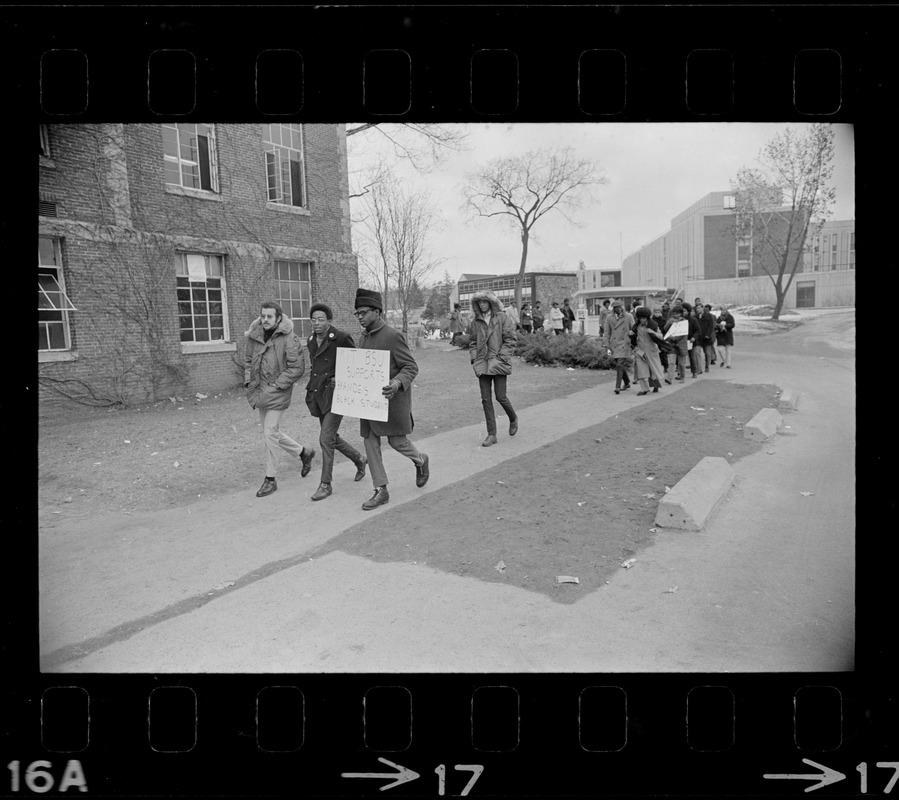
[244, 301, 315, 497]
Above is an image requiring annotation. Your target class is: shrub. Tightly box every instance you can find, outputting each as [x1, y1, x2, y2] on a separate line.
[513, 331, 612, 369]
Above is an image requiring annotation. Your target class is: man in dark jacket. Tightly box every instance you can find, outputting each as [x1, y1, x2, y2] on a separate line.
[354, 288, 429, 511]
[561, 298, 576, 334]
[244, 301, 315, 498]
[701, 304, 718, 367]
[681, 302, 703, 378]
[304, 303, 367, 502]
[531, 301, 545, 332]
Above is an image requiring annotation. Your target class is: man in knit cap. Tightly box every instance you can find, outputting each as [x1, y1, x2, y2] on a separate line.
[353, 288, 429, 510]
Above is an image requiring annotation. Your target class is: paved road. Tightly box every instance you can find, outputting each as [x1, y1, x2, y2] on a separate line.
[41, 310, 855, 672]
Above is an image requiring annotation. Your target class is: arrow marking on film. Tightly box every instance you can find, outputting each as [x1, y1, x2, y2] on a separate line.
[341, 757, 421, 791]
[763, 758, 846, 793]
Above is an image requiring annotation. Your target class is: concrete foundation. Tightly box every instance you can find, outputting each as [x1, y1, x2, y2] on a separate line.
[778, 388, 801, 411]
[654, 456, 735, 531]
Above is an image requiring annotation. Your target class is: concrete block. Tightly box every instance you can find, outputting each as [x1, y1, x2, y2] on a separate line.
[744, 407, 784, 442]
[654, 456, 735, 531]
[778, 388, 801, 410]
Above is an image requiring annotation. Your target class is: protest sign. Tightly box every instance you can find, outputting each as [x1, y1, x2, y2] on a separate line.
[664, 320, 688, 339]
[331, 348, 390, 422]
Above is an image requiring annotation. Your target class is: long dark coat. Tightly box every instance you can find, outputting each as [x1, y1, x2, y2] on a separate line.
[244, 315, 304, 411]
[715, 312, 736, 347]
[357, 318, 418, 437]
[305, 326, 356, 417]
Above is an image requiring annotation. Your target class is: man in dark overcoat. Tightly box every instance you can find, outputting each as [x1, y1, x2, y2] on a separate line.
[353, 288, 430, 511]
[304, 302, 367, 501]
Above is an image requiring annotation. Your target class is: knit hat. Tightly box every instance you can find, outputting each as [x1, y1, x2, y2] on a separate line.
[635, 306, 651, 319]
[355, 288, 383, 311]
[309, 302, 333, 320]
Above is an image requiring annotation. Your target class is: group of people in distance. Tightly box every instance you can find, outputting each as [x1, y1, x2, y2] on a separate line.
[598, 295, 736, 395]
[243, 288, 736, 508]
[450, 296, 579, 339]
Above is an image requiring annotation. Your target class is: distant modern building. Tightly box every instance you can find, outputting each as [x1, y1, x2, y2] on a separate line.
[456, 270, 578, 312]
[621, 191, 854, 309]
[38, 123, 358, 408]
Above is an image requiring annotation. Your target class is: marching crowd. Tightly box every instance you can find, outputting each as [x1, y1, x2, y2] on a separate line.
[243, 288, 735, 511]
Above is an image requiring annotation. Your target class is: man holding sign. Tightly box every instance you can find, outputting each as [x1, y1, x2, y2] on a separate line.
[352, 288, 429, 511]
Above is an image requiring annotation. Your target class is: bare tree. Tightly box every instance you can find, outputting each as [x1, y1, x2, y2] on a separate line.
[346, 123, 468, 174]
[730, 124, 836, 320]
[357, 176, 443, 334]
[464, 147, 606, 310]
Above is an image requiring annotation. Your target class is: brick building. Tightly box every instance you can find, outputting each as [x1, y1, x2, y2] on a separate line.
[456, 271, 577, 312]
[38, 123, 358, 407]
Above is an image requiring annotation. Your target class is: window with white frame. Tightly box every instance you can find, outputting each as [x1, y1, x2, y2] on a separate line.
[849, 231, 855, 269]
[175, 253, 229, 342]
[274, 259, 313, 337]
[736, 237, 751, 277]
[723, 194, 736, 209]
[39, 125, 51, 157]
[831, 232, 839, 270]
[813, 236, 821, 271]
[162, 124, 219, 192]
[262, 124, 307, 208]
[38, 236, 76, 351]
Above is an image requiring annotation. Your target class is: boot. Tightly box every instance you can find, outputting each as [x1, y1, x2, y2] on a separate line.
[481, 434, 498, 447]
[362, 486, 389, 510]
[256, 477, 277, 497]
[415, 453, 430, 488]
[299, 447, 316, 477]
[509, 418, 518, 436]
[353, 456, 368, 482]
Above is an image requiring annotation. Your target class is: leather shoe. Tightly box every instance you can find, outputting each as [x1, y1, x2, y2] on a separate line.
[354, 456, 367, 482]
[415, 453, 430, 488]
[299, 447, 315, 477]
[509, 419, 518, 436]
[256, 477, 277, 497]
[637, 390, 650, 396]
[362, 486, 389, 510]
[311, 482, 332, 501]
[481, 434, 498, 447]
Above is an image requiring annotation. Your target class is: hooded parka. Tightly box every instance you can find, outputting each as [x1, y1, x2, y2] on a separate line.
[244, 315, 305, 411]
[467, 291, 517, 376]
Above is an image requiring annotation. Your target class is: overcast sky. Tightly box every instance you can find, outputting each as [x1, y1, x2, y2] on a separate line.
[346, 123, 854, 284]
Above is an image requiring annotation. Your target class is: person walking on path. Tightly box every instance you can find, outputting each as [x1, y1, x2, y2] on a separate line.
[354, 288, 429, 511]
[561, 298, 576, 334]
[631, 307, 667, 395]
[531, 301, 545, 334]
[597, 299, 612, 332]
[662, 303, 690, 382]
[715, 305, 736, 368]
[244, 301, 315, 498]
[602, 299, 634, 394]
[304, 303, 368, 502]
[651, 306, 673, 385]
[681, 302, 704, 377]
[448, 303, 465, 346]
[519, 301, 533, 334]
[550, 301, 565, 335]
[467, 290, 519, 447]
[699, 303, 717, 369]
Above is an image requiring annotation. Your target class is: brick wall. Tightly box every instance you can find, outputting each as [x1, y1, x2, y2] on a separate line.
[38, 123, 358, 411]
[533, 274, 578, 308]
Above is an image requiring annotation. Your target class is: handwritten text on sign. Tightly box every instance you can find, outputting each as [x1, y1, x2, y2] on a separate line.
[332, 347, 390, 422]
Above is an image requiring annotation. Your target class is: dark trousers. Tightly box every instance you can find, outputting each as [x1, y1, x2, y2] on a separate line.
[613, 357, 632, 389]
[659, 350, 669, 372]
[704, 343, 716, 366]
[318, 412, 363, 484]
[521, 324, 532, 334]
[478, 374, 516, 436]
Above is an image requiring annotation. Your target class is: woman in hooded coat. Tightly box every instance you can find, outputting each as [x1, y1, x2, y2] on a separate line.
[630, 306, 667, 395]
[467, 290, 519, 447]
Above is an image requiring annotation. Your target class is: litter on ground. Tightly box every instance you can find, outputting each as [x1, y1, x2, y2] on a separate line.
[621, 558, 636, 569]
[556, 575, 580, 584]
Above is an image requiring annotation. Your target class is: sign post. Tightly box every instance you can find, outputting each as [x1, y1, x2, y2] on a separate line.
[331, 348, 390, 422]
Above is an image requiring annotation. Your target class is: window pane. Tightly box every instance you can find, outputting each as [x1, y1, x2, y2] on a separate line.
[210, 314, 223, 327]
[48, 323, 66, 349]
[290, 158, 303, 206]
[178, 301, 192, 315]
[183, 164, 200, 188]
[162, 127, 179, 158]
[179, 315, 194, 330]
[195, 329, 209, 342]
[38, 325, 49, 351]
[289, 261, 299, 281]
[198, 135, 212, 190]
[180, 329, 193, 342]
[280, 157, 291, 204]
[210, 328, 224, 340]
[300, 262, 311, 281]
[165, 161, 183, 186]
[39, 237, 57, 266]
[266, 151, 278, 200]
[176, 287, 190, 301]
[291, 125, 302, 150]
[192, 302, 208, 315]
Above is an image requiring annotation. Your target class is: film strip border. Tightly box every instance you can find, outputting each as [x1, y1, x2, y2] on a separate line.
[4, 675, 895, 796]
[14, 6, 880, 121]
